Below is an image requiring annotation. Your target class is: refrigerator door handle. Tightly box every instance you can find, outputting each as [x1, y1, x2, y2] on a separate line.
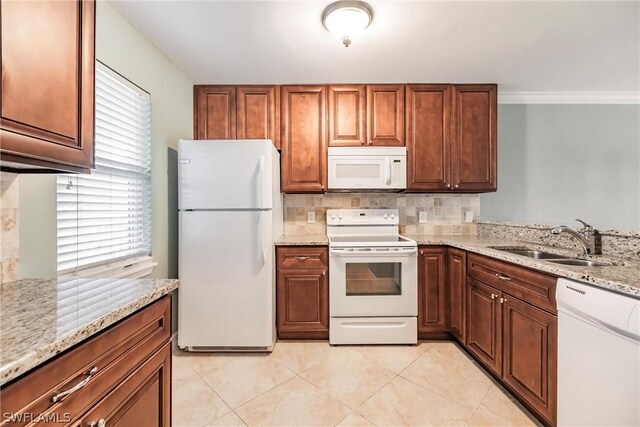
[258, 156, 266, 209]
[259, 211, 266, 265]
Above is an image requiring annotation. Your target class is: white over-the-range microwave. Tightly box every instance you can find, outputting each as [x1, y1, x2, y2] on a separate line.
[327, 146, 407, 191]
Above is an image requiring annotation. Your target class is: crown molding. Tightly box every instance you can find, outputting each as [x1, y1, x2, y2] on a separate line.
[498, 91, 640, 104]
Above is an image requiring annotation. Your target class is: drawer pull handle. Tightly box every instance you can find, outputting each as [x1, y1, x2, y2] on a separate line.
[294, 256, 310, 261]
[495, 273, 511, 281]
[51, 366, 98, 403]
[89, 419, 106, 427]
[490, 293, 497, 300]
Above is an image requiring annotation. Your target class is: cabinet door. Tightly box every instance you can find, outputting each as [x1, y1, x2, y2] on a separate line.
[194, 85, 236, 139]
[418, 247, 447, 336]
[280, 85, 327, 193]
[277, 268, 329, 339]
[237, 86, 280, 149]
[447, 248, 466, 342]
[0, 0, 95, 172]
[466, 277, 502, 376]
[328, 85, 366, 146]
[406, 84, 451, 191]
[503, 296, 557, 425]
[75, 342, 171, 427]
[451, 84, 497, 191]
[366, 84, 404, 146]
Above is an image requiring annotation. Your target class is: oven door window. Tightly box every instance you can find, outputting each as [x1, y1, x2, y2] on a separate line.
[345, 262, 401, 296]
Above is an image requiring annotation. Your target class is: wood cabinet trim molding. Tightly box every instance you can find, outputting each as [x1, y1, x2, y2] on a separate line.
[193, 85, 237, 140]
[328, 84, 366, 147]
[366, 84, 405, 146]
[236, 85, 280, 149]
[0, 0, 96, 172]
[280, 85, 327, 193]
[451, 84, 497, 192]
[406, 84, 452, 191]
[418, 246, 448, 336]
[447, 248, 467, 342]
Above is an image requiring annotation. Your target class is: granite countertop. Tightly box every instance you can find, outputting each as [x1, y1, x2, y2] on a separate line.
[0, 277, 178, 386]
[405, 234, 639, 297]
[275, 233, 639, 297]
[275, 234, 329, 246]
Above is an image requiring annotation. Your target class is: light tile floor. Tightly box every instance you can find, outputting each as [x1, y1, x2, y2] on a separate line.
[172, 341, 540, 427]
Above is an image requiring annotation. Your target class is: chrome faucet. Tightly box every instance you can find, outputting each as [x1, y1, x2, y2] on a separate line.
[550, 219, 597, 256]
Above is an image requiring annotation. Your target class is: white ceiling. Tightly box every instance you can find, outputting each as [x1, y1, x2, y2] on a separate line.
[111, 1, 639, 94]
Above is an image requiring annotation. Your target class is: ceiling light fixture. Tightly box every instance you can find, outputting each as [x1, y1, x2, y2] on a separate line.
[322, 1, 373, 48]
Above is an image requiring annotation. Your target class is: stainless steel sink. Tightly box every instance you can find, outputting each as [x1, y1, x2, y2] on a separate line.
[488, 246, 610, 267]
[545, 259, 608, 267]
[488, 246, 572, 260]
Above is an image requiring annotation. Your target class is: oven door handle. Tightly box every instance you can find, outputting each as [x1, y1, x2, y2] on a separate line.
[330, 247, 417, 257]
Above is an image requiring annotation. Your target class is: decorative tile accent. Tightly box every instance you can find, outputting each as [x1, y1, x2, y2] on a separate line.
[284, 193, 479, 236]
[477, 220, 640, 261]
[0, 172, 19, 283]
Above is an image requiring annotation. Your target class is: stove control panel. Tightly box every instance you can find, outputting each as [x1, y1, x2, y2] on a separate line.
[327, 209, 399, 226]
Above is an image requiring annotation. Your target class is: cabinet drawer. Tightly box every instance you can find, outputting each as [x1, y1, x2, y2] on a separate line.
[467, 253, 557, 313]
[1, 296, 171, 426]
[73, 342, 171, 427]
[276, 246, 328, 270]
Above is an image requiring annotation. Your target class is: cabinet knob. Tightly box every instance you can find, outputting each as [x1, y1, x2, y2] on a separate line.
[420, 250, 424, 255]
[322, 271, 326, 276]
[89, 420, 106, 427]
[361, 140, 365, 145]
[454, 184, 459, 189]
[446, 184, 451, 188]
[368, 140, 373, 146]
[490, 293, 497, 300]
[500, 297, 508, 304]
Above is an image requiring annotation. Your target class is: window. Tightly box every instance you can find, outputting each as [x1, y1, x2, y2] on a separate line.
[57, 62, 152, 276]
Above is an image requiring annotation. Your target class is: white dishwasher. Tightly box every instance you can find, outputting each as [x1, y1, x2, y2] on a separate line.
[557, 278, 640, 426]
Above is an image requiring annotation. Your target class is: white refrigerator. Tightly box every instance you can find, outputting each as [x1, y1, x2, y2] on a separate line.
[177, 139, 283, 351]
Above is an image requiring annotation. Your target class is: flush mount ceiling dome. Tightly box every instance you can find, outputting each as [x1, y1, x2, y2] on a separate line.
[322, 1, 373, 48]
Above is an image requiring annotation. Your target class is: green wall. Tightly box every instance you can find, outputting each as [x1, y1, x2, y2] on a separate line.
[481, 104, 640, 230]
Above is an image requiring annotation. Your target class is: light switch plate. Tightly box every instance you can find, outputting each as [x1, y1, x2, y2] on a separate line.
[465, 211, 474, 223]
[419, 211, 428, 223]
[307, 211, 316, 223]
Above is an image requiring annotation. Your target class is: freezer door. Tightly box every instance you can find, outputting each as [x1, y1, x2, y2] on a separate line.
[178, 210, 275, 349]
[179, 139, 276, 210]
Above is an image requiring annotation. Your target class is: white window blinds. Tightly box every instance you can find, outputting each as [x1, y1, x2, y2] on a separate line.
[57, 62, 152, 273]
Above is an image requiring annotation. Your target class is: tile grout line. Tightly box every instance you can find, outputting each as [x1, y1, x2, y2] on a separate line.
[187, 364, 237, 425]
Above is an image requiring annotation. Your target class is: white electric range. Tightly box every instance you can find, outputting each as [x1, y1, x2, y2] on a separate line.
[327, 209, 418, 345]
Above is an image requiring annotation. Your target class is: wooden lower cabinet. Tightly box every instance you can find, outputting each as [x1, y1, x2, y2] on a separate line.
[503, 296, 557, 425]
[0, 297, 172, 427]
[73, 343, 171, 427]
[417, 246, 448, 337]
[276, 246, 329, 339]
[466, 277, 503, 376]
[447, 248, 466, 342]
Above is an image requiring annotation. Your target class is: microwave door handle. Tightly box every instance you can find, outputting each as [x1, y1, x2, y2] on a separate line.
[385, 157, 392, 185]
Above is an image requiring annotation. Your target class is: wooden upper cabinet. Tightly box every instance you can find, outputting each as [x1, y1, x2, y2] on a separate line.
[194, 85, 236, 139]
[406, 84, 451, 191]
[237, 86, 280, 149]
[0, 0, 95, 173]
[451, 84, 497, 191]
[328, 85, 366, 146]
[280, 85, 327, 193]
[418, 247, 448, 336]
[367, 84, 404, 146]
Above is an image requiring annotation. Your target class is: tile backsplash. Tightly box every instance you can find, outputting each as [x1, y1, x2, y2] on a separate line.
[1, 172, 20, 283]
[284, 193, 480, 235]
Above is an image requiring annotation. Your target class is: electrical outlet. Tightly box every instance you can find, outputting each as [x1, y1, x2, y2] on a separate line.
[307, 211, 316, 223]
[465, 211, 474, 223]
[419, 211, 428, 223]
